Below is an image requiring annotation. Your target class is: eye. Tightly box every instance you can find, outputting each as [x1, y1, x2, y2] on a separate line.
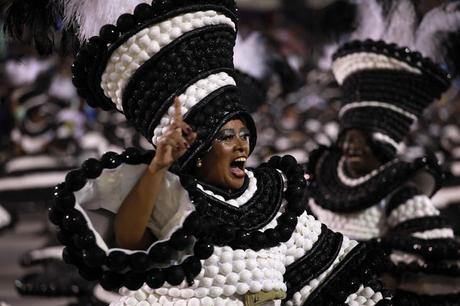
[240, 132, 250, 141]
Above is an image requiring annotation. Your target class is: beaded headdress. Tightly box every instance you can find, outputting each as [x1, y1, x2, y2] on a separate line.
[331, 0, 459, 157]
[69, 0, 258, 170]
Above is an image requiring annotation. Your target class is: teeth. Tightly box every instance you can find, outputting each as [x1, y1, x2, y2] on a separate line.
[234, 157, 247, 162]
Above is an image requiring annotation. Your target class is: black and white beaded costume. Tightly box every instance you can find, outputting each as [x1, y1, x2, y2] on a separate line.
[307, 1, 460, 304]
[3, 0, 394, 305]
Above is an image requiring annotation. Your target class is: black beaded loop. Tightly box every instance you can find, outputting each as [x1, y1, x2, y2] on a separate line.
[51, 147, 214, 290]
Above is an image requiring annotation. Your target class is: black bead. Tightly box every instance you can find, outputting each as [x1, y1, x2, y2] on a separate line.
[183, 212, 202, 235]
[183, 256, 202, 277]
[125, 273, 145, 291]
[116, 13, 136, 32]
[165, 266, 185, 286]
[82, 247, 106, 268]
[235, 230, 251, 246]
[170, 229, 192, 250]
[134, 3, 154, 22]
[72, 75, 85, 88]
[265, 228, 281, 243]
[79, 266, 102, 281]
[143, 271, 164, 291]
[149, 243, 173, 262]
[141, 151, 155, 164]
[280, 155, 297, 170]
[99, 24, 119, 44]
[278, 212, 298, 227]
[251, 231, 268, 249]
[100, 272, 124, 291]
[194, 241, 214, 259]
[73, 231, 96, 249]
[62, 210, 86, 233]
[62, 247, 81, 265]
[287, 200, 306, 216]
[53, 187, 76, 211]
[48, 206, 64, 226]
[121, 147, 142, 164]
[278, 226, 293, 242]
[101, 151, 122, 169]
[56, 229, 74, 246]
[107, 251, 129, 271]
[130, 252, 152, 272]
[81, 158, 103, 179]
[219, 227, 236, 243]
[65, 169, 87, 191]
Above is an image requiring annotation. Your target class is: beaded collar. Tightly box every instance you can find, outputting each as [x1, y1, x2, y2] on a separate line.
[308, 146, 443, 213]
[195, 170, 256, 207]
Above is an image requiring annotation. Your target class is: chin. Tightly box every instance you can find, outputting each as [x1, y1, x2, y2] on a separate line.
[227, 178, 245, 190]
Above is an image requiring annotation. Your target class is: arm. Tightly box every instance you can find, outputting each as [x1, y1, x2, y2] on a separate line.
[385, 184, 459, 264]
[114, 98, 196, 250]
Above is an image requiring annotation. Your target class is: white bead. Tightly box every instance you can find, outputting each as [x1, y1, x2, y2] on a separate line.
[175, 301, 186, 306]
[155, 288, 169, 295]
[134, 290, 147, 301]
[138, 301, 149, 306]
[226, 272, 239, 285]
[252, 269, 264, 280]
[362, 287, 374, 298]
[233, 250, 246, 260]
[214, 275, 226, 285]
[262, 280, 274, 291]
[239, 270, 252, 282]
[236, 283, 249, 295]
[220, 263, 233, 275]
[168, 288, 181, 298]
[205, 265, 219, 277]
[200, 297, 213, 306]
[170, 27, 182, 39]
[201, 278, 213, 288]
[180, 289, 195, 299]
[223, 285, 236, 296]
[246, 259, 257, 270]
[249, 281, 262, 293]
[194, 287, 209, 298]
[125, 297, 137, 306]
[232, 260, 246, 273]
[209, 286, 223, 297]
[188, 298, 200, 306]
[357, 296, 367, 304]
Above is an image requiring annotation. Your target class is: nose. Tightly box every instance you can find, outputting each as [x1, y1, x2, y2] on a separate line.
[234, 136, 249, 153]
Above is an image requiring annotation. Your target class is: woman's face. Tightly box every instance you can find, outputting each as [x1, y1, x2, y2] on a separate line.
[341, 129, 382, 178]
[195, 119, 250, 191]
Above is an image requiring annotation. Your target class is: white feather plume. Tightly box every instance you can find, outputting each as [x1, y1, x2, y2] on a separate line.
[414, 1, 460, 63]
[234, 32, 269, 79]
[382, 0, 417, 48]
[350, 0, 386, 41]
[60, 0, 150, 41]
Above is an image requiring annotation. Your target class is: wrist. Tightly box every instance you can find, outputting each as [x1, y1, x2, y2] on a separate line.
[149, 159, 169, 174]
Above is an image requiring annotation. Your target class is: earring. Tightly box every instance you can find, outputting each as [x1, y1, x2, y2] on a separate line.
[196, 158, 203, 168]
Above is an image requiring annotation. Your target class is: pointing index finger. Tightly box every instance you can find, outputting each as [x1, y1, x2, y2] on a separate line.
[174, 97, 183, 124]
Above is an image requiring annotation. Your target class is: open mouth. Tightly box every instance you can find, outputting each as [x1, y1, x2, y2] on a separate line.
[230, 156, 247, 178]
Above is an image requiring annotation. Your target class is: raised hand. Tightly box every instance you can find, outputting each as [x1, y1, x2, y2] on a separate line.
[150, 97, 197, 172]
